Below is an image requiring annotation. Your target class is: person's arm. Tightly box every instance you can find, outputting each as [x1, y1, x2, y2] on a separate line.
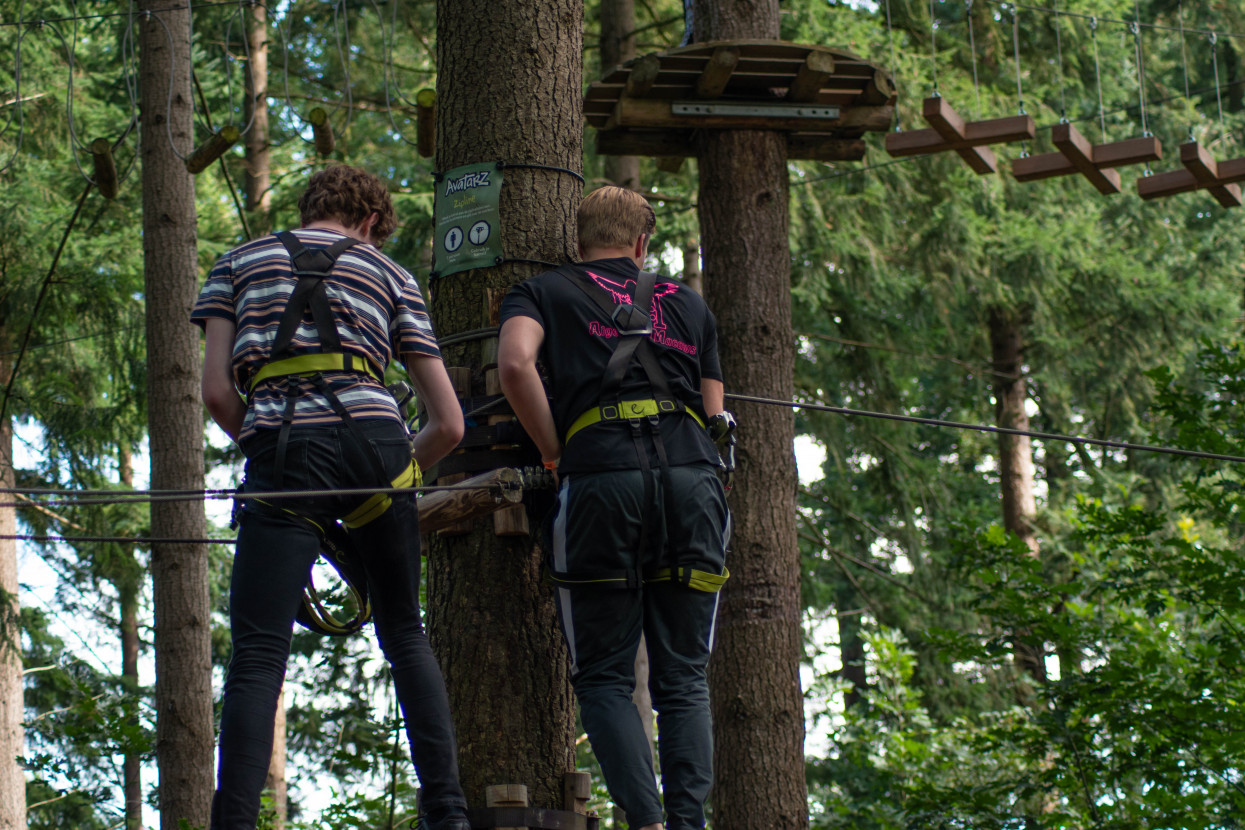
[403, 354, 465, 470]
[701, 378, 724, 419]
[498, 315, 562, 468]
[201, 318, 247, 441]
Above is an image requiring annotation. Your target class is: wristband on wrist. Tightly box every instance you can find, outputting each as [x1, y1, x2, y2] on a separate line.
[543, 459, 559, 471]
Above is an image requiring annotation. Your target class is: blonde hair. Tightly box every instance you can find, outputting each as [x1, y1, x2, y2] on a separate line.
[577, 186, 656, 251]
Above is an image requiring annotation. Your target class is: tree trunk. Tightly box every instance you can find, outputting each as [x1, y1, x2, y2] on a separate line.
[987, 307, 1045, 688]
[429, 0, 581, 810]
[600, 0, 640, 191]
[118, 446, 143, 830]
[242, 1, 272, 238]
[682, 240, 701, 294]
[265, 688, 287, 830]
[0, 354, 24, 830]
[693, 3, 808, 827]
[836, 586, 866, 711]
[139, 4, 213, 828]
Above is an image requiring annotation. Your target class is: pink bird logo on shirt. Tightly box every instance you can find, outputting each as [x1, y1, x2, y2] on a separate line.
[586, 271, 696, 355]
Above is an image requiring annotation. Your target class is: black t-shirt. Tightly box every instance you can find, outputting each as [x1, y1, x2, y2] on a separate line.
[499, 257, 723, 474]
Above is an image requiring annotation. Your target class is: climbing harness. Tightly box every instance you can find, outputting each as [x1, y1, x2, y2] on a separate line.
[548, 265, 730, 595]
[241, 231, 419, 636]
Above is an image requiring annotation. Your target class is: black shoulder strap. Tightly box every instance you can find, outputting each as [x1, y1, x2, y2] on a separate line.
[272, 231, 360, 358]
[558, 266, 671, 400]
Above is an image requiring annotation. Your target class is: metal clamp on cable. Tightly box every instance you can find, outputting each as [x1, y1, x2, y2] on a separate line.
[707, 411, 738, 490]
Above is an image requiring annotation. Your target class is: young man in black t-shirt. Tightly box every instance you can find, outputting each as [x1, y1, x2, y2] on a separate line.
[499, 187, 731, 830]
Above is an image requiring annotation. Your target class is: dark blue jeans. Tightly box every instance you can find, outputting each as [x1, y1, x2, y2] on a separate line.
[212, 420, 466, 830]
[550, 464, 729, 829]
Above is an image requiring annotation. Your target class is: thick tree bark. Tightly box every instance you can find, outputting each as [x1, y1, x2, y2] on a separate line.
[430, 0, 581, 810]
[600, 0, 640, 191]
[693, 4, 807, 827]
[139, 3, 213, 828]
[242, 2, 272, 238]
[988, 307, 1045, 688]
[0, 354, 24, 830]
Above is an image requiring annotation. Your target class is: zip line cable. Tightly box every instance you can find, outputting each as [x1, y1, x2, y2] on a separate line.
[723, 392, 1245, 465]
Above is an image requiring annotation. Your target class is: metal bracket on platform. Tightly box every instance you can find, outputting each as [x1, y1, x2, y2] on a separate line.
[672, 101, 840, 119]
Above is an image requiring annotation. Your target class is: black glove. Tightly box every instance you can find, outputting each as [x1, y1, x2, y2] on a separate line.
[706, 411, 737, 489]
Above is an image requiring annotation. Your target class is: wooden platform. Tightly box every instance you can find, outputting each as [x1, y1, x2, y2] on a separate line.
[584, 40, 897, 162]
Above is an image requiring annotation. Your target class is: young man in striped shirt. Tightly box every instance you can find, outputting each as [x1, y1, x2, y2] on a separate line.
[192, 165, 468, 830]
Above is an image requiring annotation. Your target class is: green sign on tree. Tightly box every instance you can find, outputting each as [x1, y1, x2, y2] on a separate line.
[432, 162, 504, 277]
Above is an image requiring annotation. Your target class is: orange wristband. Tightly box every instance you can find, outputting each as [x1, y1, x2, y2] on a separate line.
[543, 459, 559, 471]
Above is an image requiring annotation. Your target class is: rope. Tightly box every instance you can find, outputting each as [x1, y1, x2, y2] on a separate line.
[966, 0, 982, 119]
[723, 392, 1245, 466]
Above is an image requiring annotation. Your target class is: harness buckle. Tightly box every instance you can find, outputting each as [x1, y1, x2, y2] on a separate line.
[611, 303, 652, 337]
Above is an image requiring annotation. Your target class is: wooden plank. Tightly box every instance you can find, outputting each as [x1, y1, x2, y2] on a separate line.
[787, 51, 836, 102]
[563, 773, 591, 815]
[609, 97, 890, 132]
[486, 784, 529, 830]
[885, 115, 1034, 156]
[1137, 144, 1245, 203]
[860, 68, 897, 106]
[1013, 129, 1159, 189]
[1093, 135, 1162, 167]
[696, 47, 740, 98]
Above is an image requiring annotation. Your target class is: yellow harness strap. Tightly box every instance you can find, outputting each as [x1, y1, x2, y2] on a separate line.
[340, 460, 421, 528]
[645, 566, 730, 593]
[248, 352, 383, 395]
[566, 398, 706, 444]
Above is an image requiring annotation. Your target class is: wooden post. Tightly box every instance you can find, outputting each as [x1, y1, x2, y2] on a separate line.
[786, 51, 835, 103]
[562, 772, 590, 815]
[309, 107, 335, 157]
[91, 138, 119, 199]
[185, 125, 240, 174]
[417, 88, 437, 159]
[486, 784, 530, 830]
[623, 53, 661, 99]
[696, 47, 739, 99]
[884, 96, 1034, 175]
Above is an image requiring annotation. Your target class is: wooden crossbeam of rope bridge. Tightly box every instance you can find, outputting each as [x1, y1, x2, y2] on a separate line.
[1137, 141, 1244, 208]
[1012, 124, 1162, 195]
[885, 96, 1035, 175]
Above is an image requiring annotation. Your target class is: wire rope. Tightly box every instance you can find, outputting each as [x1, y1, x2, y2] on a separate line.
[368, 0, 417, 148]
[1010, 2, 1026, 115]
[927, 0, 940, 96]
[1178, 2, 1193, 142]
[1051, 0, 1066, 121]
[966, 0, 982, 119]
[332, 0, 354, 137]
[1091, 17, 1106, 143]
[883, 0, 902, 131]
[1131, 7, 1150, 137]
[1210, 31, 1227, 143]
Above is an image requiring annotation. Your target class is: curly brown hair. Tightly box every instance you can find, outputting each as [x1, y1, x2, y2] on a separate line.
[298, 164, 398, 245]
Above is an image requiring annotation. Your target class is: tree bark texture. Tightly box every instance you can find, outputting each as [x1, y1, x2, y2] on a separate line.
[243, 1, 272, 237]
[600, 0, 640, 191]
[987, 307, 1045, 687]
[139, 4, 213, 828]
[430, 0, 581, 810]
[692, 4, 808, 828]
[0, 354, 24, 830]
[118, 446, 144, 830]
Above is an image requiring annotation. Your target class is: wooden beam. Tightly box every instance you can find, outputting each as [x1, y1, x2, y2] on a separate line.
[607, 97, 891, 132]
[1012, 131, 1161, 191]
[860, 68, 897, 106]
[787, 51, 836, 102]
[1015, 122, 1160, 194]
[624, 53, 661, 98]
[696, 47, 739, 99]
[885, 97, 1035, 175]
[418, 467, 524, 535]
[1137, 141, 1244, 207]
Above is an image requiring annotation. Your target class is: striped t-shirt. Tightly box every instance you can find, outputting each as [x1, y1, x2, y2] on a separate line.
[190, 228, 441, 441]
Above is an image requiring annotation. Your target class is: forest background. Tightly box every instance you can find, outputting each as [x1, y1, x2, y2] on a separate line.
[1, 0, 1244, 828]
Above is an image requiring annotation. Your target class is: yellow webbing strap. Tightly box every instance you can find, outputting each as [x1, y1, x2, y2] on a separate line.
[566, 398, 706, 443]
[248, 352, 383, 394]
[340, 460, 421, 529]
[646, 566, 730, 593]
[303, 577, 370, 636]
